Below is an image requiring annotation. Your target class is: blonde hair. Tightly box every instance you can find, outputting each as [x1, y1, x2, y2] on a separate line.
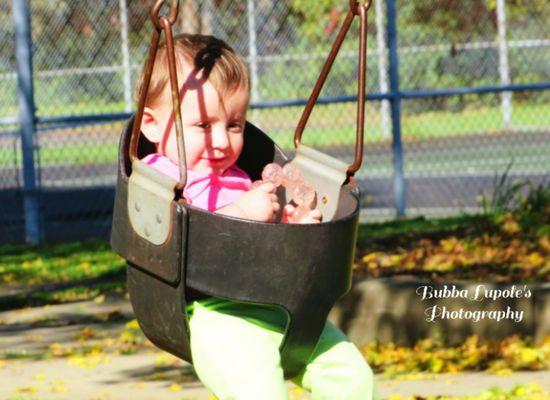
[135, 33, 249, 107]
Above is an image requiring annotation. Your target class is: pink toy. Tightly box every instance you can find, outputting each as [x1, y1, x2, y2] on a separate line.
[261, 163, 284, 187]
[292, 181, 316, 208]
[253, 162, 320, 223]
[282, 163, 301, 188]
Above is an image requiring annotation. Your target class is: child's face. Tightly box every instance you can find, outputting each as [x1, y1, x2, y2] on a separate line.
[143, 67, 249, 176]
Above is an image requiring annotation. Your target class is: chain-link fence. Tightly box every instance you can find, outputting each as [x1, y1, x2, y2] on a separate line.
[0, 0, 24, 242]
[1, 0, 549, 243]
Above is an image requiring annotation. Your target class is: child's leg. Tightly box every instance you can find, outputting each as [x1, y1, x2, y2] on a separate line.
[291, 321, 376, 400]
[188, 299, 289, 400]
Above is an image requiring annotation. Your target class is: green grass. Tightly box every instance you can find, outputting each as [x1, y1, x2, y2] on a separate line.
[37, 143, 119, 165]
[262, 102, 550, 148]
[356, 214, 485, 240]
[0, 239, 126, 309]
[402, 102, 550, 140]
[0, 239, 124, 286]
[1, 100, 129, 120]
[37, 101, 129, 117]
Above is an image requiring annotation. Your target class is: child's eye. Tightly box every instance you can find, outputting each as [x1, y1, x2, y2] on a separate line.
[228, 123, 243, 132]
[196, 122, 211, 129]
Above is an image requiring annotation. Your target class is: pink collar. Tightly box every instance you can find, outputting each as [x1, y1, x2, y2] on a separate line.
[142, 154, 251, 211]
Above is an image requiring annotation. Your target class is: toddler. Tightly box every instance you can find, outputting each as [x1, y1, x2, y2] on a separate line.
[137, 33, 376, 400]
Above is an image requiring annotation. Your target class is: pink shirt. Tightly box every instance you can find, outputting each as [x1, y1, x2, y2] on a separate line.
[142, 154, 251, 211]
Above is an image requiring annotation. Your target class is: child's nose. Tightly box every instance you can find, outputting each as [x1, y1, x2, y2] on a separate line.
[210, 127, 230, 150]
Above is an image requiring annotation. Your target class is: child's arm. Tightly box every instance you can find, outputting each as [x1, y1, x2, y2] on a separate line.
[215, 182, 280, 222]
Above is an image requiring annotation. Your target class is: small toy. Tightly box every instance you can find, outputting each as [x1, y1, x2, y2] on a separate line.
[292, 181, 315, 208]
[254, 162, 318, 222]
[261, 163, 284, 186]
[282, 163, 301, 188]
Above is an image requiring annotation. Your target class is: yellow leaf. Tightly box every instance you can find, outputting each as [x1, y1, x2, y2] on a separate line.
[94, 294, 106, 304]
[68, 354, 110, 369]
[492, 368, 513, 376]
[167, 383, 182, 391]
[74, 326, 96, 342]
[390, 254, 405, 266]
[362, 252, 379, 263]
[440, 237, 459, 252]
[33, 373, 46, 381]
[519, 348, 539, 364]
[14, 386, 38, 393]
[125, 319, 140, 329]
[78, 262, 90, 270]
[367, 262, 378, 270]
[155, 353, 181, 367]
[527, 252, 544, 268]
[51, 384, 69, 393]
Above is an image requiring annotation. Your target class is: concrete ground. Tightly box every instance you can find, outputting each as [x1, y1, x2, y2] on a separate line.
[1, 296, 549, 400]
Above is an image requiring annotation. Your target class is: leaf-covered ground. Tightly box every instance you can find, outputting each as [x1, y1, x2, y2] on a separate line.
[355, 180, 549, 282]
[385, 382, 550, 400]
[354, 214, 549, 282]
[362, 334, 550, 377]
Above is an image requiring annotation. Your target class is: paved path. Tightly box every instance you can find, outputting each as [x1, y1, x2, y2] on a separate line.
[2, 353, 549, 400]
[1, 296, 549, 400]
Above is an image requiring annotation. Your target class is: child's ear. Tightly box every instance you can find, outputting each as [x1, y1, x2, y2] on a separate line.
[140, 106, 163, 144]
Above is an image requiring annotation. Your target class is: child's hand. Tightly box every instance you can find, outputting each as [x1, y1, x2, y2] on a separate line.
[234, 182, 280, 222]
[282, 204, 322, 224]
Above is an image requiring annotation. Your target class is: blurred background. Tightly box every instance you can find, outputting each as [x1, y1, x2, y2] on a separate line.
[1, 0, 549, 244]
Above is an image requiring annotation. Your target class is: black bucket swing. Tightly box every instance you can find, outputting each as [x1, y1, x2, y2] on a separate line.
[111, 0, 372, 378]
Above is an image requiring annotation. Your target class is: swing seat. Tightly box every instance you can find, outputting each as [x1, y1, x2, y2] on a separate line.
[110, 117, 360, 378]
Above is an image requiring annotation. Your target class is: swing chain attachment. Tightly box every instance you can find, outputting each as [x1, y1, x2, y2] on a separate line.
[294, 0, 371, 177]
[349, 0, 373, 15]
[130, 0, 188, 192]
[151, 0, 179, 30]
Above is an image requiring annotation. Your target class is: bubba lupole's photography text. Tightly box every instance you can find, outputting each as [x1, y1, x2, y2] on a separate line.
[416, 285, 531, 323]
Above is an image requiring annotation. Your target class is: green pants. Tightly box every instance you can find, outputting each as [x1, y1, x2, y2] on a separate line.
[187, 297, 376, 400]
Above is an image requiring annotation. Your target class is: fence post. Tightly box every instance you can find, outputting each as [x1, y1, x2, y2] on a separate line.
[119, 0, 132, 112]
[201, 0, 214, 35]
[247, 0, 260, 124]
[496, 0, 512, 128]
[375, 0, 391, 138]
[13, 0, 41, 243]
[386, 0, 406, 217]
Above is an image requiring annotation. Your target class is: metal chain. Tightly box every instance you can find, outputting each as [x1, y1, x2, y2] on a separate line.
[130, 0, 187, 191]
[294, 0, 372, 176]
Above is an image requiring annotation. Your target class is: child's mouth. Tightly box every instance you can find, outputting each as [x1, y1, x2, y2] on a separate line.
[204, 157, 227, 164]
